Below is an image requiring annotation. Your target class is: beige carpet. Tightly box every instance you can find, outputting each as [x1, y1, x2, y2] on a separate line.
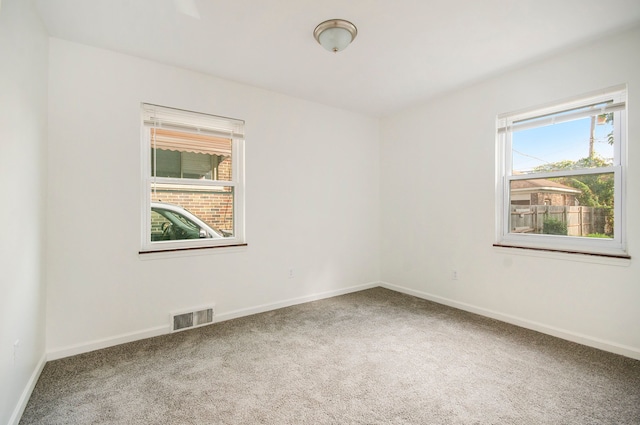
[20, 288, 640, 424]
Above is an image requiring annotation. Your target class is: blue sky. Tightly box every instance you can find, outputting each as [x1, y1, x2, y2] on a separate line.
[512, 116, 614, 172]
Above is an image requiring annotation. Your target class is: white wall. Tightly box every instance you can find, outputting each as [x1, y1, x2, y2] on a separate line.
[380, 26, 640, 359]
[0, 0, 49, 423]
[45, 38, 380, 356]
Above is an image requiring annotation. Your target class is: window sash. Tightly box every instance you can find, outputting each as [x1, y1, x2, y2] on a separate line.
[507, 166, 618, 181]
[151, 177, 236, 188]
[499, 156, 624, 254]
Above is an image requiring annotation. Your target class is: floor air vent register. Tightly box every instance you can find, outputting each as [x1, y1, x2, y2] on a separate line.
[171, 306, 215, 332]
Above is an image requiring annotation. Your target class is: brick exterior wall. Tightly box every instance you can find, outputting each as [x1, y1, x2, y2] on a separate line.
[151, 155, 234, 234]
[215, 155, 231, 181]
[530, 192, 578, 206]
[152, 189, 233, 234]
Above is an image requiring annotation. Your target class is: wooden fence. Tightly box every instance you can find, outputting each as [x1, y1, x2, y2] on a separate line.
[510, 205, 610, 236]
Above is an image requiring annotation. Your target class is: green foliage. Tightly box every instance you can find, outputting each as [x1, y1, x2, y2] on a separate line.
[543, 218, 567, 235]
[566, 178, 598, 207]
[533, 155, 612, 172]
[533, 160, 576, 172]
[587, 233, 611, 239]
[533, 155, 614, 208]
[599, 113, 614, 145]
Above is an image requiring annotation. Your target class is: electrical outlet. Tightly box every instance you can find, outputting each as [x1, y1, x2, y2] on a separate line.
[288, 268, 294, 279]
[452, 270, 458, 280]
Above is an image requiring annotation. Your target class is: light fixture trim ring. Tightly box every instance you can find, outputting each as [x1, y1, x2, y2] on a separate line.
[313, 19, 358, 45]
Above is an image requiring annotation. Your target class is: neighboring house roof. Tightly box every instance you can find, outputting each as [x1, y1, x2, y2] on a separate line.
[511, 178, 581, 194]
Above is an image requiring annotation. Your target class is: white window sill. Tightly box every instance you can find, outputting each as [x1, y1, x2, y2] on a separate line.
[139, 243, 248, 260]
[493, 243, 631, 266]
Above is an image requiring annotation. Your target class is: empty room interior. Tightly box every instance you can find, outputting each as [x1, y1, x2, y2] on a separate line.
[2, 0, 640, 424]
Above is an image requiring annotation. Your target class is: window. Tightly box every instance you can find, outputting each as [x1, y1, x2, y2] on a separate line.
[141, 104, 245, 252]
[496, 86, 627, 257]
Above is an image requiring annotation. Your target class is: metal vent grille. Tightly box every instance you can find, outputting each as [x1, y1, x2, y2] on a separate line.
[171, 306, 214, 332]
[173, 313, 193, 331]
[194, 308, 213, 326]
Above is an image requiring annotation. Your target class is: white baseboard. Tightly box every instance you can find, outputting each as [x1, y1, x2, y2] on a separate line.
[9, 352, 47, 425]
[380, 281, 640, 361]
[47, 325, 170, 361]
[214, 281, 380, 324]
[46, 282, 379, 361]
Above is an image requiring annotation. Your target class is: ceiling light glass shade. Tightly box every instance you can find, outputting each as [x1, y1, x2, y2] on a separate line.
[314, 19, 357, 53]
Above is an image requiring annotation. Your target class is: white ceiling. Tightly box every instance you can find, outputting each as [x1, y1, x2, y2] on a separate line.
[34, 0, 640, 117]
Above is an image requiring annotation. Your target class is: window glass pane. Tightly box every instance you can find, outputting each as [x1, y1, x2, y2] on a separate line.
[152, 149, 181, 178]
[182, 152, 213, 179]
[512, 113, 614, 174]
[151, 210, 170, 242]
[150, 128, 232, 181]
[151, 186, 234, 241]
[509, 174, 613, 238]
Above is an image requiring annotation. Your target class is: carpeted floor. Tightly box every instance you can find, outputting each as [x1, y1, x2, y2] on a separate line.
[20, 287, 640, 424]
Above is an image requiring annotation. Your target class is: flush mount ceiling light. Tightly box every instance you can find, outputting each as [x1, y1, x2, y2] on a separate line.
[313, 19, 358, 53]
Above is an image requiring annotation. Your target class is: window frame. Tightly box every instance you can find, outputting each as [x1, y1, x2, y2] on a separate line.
[495, 86, 628, 257]
[140, 103, 245, 253]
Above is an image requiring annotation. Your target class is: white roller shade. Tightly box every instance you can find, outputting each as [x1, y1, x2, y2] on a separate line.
[143, 103, 244, 139]
[497, 88, 626, 134]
